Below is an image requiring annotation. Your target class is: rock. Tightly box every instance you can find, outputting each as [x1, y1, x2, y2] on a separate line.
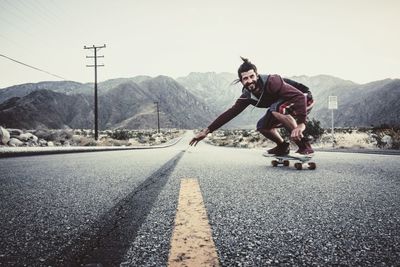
[6, 128, 23, 137]
[0, 127, 10, 145]
[38, 139, 48, 146]
[8, 138, 24, 147]
[47, 141, 55, 147]
[26, 140, 37, 147]
[154, 136, 167, 144]
[63, 141, 71, 147]
[381, 135, 393, 148]
[251, 131, 259, 137]
[128, 138, 140, 146]
[239, 141, 248, 148]
[17, 133, 38, 142]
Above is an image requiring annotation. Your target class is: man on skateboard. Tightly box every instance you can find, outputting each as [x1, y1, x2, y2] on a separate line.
[189, 57, 314, 156]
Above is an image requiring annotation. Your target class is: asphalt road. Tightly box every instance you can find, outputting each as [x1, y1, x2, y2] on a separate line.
[1, 131, 399, 266]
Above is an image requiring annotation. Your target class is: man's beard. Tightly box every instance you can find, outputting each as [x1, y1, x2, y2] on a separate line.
[245, 81, 258, 91]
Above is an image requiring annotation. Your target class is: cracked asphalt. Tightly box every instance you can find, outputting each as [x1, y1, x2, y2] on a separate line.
[1, 131, 400, 266]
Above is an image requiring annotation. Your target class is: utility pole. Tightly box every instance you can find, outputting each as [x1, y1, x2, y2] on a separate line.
[84, 44, 106, 141]
[328, 96, 338, 147]
[154, 101, 160, 133]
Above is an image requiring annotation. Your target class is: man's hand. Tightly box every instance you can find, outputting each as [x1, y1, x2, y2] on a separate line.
[189, 128, 210, 146]
[291, 123, 305, 141]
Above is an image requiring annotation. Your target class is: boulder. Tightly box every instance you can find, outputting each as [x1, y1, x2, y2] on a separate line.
[0, 127, 10, 145]
[7, 128, 23, 137]
[239, 141, 249, 148]
[17, 133, 37, 142]
[38, 139, 48, 146]
[128, 138, 140, 146]
[63, 141, 71, 147]
[8, 138, 24, 147]
[47, 141, 55, 147]
[381, 135, 393, 148]
[154, 136, 166, 144]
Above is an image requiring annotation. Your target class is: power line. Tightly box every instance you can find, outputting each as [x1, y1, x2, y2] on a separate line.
[0, 54, 68, 80]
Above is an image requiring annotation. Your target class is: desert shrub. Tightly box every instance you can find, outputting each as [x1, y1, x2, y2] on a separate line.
[279, 128, 291, 139]
[392, 131, 400, 149]
[109, 129, 131, 140]
[222, 130, 232, 136]
[70, 136, 97, 146]
[35, 129, 73, 142]
[113, 140, 129, 146]
[371, 125, 400, 149]
[304, 119, 325, 141]
[34, 128, 52, 140]
[276, 119, 323, 142]
[103, 139, 129, 146]
[248, 136, 259, 143]
[136, 132, 144, 139]
[242, 131, 250, 137]
[79, 129, 88, 137]
[373, 123, 394, 130]
[83, 140, 98, 146]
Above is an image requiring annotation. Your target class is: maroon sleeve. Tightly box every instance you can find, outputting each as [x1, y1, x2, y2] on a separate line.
[268, 74, 307, 124]
[207, 96, 250, 132]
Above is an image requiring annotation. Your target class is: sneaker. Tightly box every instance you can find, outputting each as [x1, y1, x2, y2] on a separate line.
[295, 139, 314, 155]
[294, 139, 304, 153]
[263, 142, 290, 156]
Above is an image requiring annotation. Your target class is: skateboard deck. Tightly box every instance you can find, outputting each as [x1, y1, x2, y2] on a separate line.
[267, 154, 316, 170]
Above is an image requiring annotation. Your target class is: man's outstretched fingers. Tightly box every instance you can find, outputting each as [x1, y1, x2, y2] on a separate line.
[189, 138, 198, 146]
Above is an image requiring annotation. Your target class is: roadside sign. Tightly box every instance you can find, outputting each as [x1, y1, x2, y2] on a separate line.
[328, 96, 338, 109]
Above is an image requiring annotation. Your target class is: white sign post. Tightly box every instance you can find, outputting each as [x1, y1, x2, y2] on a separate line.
[328, 96, 338, 147]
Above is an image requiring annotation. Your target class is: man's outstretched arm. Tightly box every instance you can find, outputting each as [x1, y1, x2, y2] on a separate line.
[189, 97, 250, 146]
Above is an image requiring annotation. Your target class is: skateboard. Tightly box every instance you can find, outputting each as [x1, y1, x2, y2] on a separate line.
[268, 154, 316, 170]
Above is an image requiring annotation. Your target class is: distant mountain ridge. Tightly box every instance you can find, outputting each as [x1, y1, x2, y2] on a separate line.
[0, 90, 93, 129]
[287, 75, 400, 127]
[0, 76, 214, 130]
[0, 81, 91, 103]
[177, 72, 400, 128]
[0, 73, 399, 129]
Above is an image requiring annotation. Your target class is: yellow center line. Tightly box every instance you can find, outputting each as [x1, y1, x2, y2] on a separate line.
[168, 178, 220, 267]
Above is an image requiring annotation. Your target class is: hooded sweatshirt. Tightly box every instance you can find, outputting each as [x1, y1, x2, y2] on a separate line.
[207, 74, 308, 132]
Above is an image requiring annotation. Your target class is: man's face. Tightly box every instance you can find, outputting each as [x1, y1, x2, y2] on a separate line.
[241, 69, 259, 93]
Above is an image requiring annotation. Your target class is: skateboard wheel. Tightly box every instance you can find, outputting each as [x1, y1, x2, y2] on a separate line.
[271, 160, 278, 167]
[308, 162, 316, 170]
[294, 163, 302, 170]
[283, 160, 290, 167]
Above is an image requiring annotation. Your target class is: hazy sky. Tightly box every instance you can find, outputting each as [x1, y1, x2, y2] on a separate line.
[1, 0, 399, 88]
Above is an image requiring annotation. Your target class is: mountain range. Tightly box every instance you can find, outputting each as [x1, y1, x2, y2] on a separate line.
[0, 73, 399, 130]
[0, 76, 214, 130]
[177, 73, 400, 128]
